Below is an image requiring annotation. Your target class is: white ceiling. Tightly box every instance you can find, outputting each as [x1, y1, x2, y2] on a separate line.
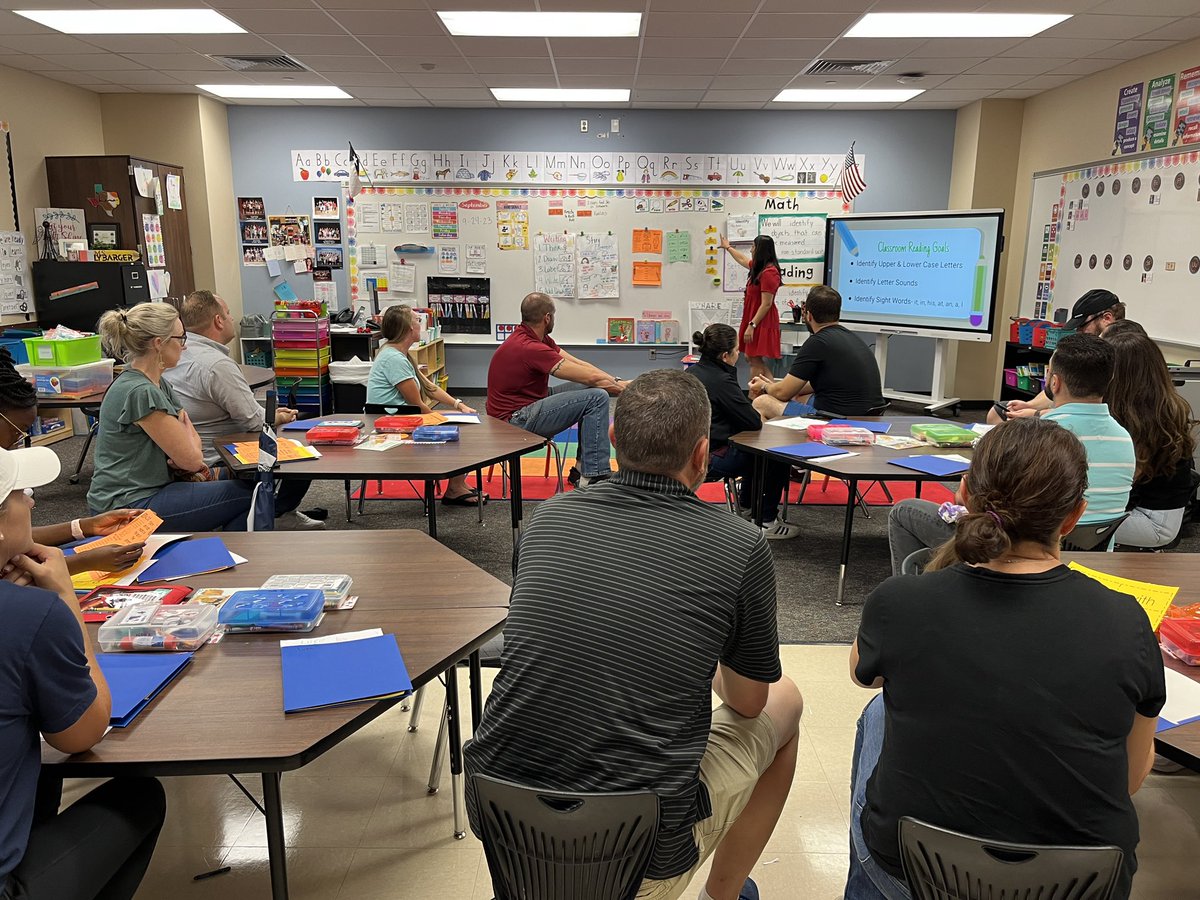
[1, 0, 1199, 108]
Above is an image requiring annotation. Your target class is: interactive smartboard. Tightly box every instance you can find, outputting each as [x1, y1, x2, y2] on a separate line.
[1020, 148, 1200, 347]
[344, 185, 844, 345]
[824, 210, 1003, 342]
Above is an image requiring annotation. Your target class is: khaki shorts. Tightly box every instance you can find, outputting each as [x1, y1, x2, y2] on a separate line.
[636, 705, 781, 900]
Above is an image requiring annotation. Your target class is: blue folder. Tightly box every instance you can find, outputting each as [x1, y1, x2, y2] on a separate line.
[829, 419, 892, 434]
[281, 634, 412, 713]
[1157, 714, 1200, 733]
[772, 442, 854, 461]
[136, 536, 235, 583]
[96, 652, 193, 727]
[783, 401, 817, 417]
[281, 418, 322, 431]
[888, 455, 970, 477]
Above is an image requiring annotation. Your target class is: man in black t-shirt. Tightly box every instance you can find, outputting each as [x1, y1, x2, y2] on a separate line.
[750, 286, 885, 419]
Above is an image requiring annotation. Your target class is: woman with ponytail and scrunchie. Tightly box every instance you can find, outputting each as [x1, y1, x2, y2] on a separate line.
[844, 417, 1165, 900]
[87, 303, 252, 532]
[690, 323, 798, 540]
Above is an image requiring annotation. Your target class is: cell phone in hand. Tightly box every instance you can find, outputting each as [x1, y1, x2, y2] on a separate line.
[992, 400, 1010, 421]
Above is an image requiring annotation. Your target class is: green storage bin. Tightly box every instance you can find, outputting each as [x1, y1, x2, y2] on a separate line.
[910, 423, 978, 447]
[23, 334, 102, 367]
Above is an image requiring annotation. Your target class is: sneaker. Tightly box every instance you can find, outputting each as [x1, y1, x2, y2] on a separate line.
[763, 519, 800, 540]
[276, 510, 326, 530]
[739, 878, 760, 900]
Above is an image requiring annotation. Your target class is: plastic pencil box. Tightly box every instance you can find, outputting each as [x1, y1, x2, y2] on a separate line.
[306, 425, 362, 445]
[412, 425, 459, 442]
[1160, 618, 1200, 666]
[807, 424, 875, 446]
[910, 423, 977, 447]
[375, 415, 425, 433]
[98, 603, 218, 652]
[217, 589, 324, 633]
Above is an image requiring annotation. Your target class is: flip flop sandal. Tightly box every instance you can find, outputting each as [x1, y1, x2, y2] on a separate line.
[441, 490, 489, 507]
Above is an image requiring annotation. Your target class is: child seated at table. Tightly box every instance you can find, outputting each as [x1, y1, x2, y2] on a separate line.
[847, 417, 1163, 900]
[366, 304, 485, 507]
[87, 303, 252, 531]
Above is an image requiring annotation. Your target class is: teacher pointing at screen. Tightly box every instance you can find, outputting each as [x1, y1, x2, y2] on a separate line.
[721, 233, 782, 381]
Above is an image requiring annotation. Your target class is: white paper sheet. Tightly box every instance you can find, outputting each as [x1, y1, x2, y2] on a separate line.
[281, 628, 383, 648]
[764, 416, 825, 430]
[1160, 668, 1200, 729]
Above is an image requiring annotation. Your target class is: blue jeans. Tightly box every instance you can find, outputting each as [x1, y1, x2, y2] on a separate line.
[114, 479, 254, 532]
[784, 399, 821, 417]
[708, 443, 791, 522]
[846, 696, 912, 900]
[510, 384, 611, 478]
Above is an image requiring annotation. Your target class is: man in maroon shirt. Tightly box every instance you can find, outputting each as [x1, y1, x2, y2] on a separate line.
[487, 293, 625, 485]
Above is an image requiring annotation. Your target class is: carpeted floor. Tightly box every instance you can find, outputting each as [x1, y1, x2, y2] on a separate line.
[33, 401, 1200, 643]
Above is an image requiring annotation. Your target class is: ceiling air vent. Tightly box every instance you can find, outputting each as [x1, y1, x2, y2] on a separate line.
[803, 59, 896, 77]
[208, 54, 308, 73]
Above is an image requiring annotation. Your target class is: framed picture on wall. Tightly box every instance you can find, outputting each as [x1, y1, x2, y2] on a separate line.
[87, 222, 120, 250]
[315, 246, 343, 269]
[314, 222, 341, 245]
[241, 221, 268, 243]
[312, 196, 340, 220]
[238, 197, 266, 220]
[242, 245, 266, 266]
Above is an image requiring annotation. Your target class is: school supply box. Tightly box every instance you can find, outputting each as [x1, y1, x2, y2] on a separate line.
[98, 603, 218, 652]
[910, 423, 978, 447]
[218, 589, 325, 633]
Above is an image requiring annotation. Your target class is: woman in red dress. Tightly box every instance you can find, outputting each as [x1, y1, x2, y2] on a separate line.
[721, 233, 782, 381]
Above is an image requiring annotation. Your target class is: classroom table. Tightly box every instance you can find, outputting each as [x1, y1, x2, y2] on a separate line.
[731, 415, 975, 605]
[1063, 552, 1200, 772]
[41, 530, 509, 900]
[215, 413, 547, 565]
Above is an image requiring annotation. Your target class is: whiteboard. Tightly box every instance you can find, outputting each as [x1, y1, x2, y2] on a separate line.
[1020, 147, 1200, 347]
[345, 186, 842, 345]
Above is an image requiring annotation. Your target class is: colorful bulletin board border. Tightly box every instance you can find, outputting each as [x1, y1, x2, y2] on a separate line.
[344, 186, 844, 309]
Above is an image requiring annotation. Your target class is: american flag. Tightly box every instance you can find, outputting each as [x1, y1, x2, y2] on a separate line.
[842, 142, 866, 202]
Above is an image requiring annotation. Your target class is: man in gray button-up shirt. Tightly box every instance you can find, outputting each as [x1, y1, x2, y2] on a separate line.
[162, 291, 323, 529]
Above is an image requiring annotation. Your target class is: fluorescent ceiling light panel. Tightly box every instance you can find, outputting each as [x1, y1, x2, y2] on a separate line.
[774, 89, 924, 103]
[439, 11, 641, 37]
[491, 88, 630, 102]
[15, 8, 244, 34]
[197, 84, 351, 100]
[846, 13, 1070, 38]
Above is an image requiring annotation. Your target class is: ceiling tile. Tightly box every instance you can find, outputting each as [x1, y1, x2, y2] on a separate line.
[827, 102, 906, 110]
[470, 56, 555, 74]
[638, 58, 728, 75]
[1049, 58, 1122, 76]
[821, 37, 925, 57]
[313, 0, 428, 7]
[884, 57, 985, 75]
[327, 72, 411, 86]
[77, 35, 190, 53]
[556, 75, 635, 88]
[402, 72, 485, 88]
[327, 10, 446, 36]
[423, 100, 498, 107]
[342, 85, 423, 100]
[864, 72, 954, 89]
[37, 53, 148, 71]
[449, 37, 547, 57]
[417, 88, 495, 100]
[632, 89, 707, 101]
[708, 74, 795, 90]
[362, 99, 434, 107]
[539, 0, 643, 7]
[759, 0, 871, 8]
[902, 100, 966, 108]
[731, 38, 832, 59]
[293, 55, 391, 73]
[122, 53, 225, 70]
[99, 68, 181, 84]
[1137, 17, 1200, 40]
[125, 83, 197, 93]
[697, 101, 770, 108]
[966, 57, 1060, 75]
[479, 74, 559, 88]
[1089, 0, 1200, 12]
[991, 89, 1042, 98]
[1015, 74, 1084, 89]
[703, 89, 780, 101]
[0, 56, 65, 72]
[941, 73, 1029, 89]
[719, 58, 806, 76]
[41, 70, 113, 85]
[547, 38, 641, 58]
[783, 74, 872, 88]
[650, 0, 761, 9]
[743, 14, 860, 39]
[642, 13, 753, 38]
[636, 74, 718, 90]
[632, 101, 701, 108]
[267, 35, 366, 56]
[910, 88, 995, 102]
[868, 0, 986, 8]
[1099, 40, 1178, 59]
[381, 56, 473, 74]
[87, 85, 136, 93]
[642, 37, 739, 57]
[204, 0, 311, 7]
[0, 33, 102, 54]
[555, 57, 637, 75]
[223, 11, 343, 35]
[1001, 37, 1120, 57]
[162, 70, 254, 84]
[173, 35, 283, 55]
[296, 98, 365, 106]
[419, 0, 534, 8]
[974, 0, 1104, 10]
[244, 72, 335, 84]
[0, 11, 58, 35]
[910, 38, 1026, 56]
[1041, 14, 1180, 39]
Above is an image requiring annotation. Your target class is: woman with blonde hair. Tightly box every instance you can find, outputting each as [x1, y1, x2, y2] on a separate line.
[87, 303, 252, 530]
[366, 304, 485, 506]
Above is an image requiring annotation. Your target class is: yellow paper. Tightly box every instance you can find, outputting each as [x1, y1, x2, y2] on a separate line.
[231, 438, 321, 465]
[70, 510, 163, 589]
[1067, 561, 1179, 630]
[632, 261, 663, 286]
[632, 228, 663, 254]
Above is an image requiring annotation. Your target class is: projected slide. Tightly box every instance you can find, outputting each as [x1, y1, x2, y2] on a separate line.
[825, 212, 1002, 341]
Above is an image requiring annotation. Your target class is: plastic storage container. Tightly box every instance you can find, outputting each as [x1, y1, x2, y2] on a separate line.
[910, 423, 978, 447]
[19, 359, 115, 397]
[375, 415, 424, 433]
[808, 425, 876, 446]
[1160, 618, 1200, 666]
[23, 333, 102, 366]
[0, 329, 39, 365]
[98, 602, 218, 652]
[412, 424, 459, 442]
[218, 589, 325, 633]
[306, 425, 362, 445]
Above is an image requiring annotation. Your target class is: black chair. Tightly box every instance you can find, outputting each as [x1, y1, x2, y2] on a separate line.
[898, 817, 1123, 900]
[474, 775, 659, 900]
[900, 547, 935, 576]
[1060, 515, 1128, 552]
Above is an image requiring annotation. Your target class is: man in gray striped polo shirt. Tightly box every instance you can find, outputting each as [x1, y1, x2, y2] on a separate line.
[466, 369, 804, 900]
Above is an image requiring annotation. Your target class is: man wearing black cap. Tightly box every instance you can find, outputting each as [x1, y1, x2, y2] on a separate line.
[988, 289, 1125, 424]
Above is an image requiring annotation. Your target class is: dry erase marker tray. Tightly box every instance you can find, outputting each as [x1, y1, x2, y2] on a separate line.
[98, 602, 218, 652]
[218, 589, 325, 633]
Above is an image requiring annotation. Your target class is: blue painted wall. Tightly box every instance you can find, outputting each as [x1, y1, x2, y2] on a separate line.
[228, 106, 956, 390]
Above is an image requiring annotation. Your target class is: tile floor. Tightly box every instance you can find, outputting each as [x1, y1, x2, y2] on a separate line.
[58, 644, 1199, 899]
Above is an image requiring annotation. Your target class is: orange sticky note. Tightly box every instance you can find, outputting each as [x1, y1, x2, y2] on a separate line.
[632, 261, 663, 286]
[632, 228, 663, 254]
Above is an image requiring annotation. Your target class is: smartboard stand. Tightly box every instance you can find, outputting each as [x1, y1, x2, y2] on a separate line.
[874, 333, 961, 415]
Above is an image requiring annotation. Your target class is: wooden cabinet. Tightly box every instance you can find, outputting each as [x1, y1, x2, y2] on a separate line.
[45, 155, 194, 302]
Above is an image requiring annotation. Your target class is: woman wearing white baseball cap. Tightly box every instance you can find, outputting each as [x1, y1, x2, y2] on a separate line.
[0, 446, 165, 899]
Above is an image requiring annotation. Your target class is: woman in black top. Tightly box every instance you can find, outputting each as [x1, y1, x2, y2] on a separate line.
[1105, 330, 1197, 547]
[690, 324, 798, 540]
[846, 418, 1164, 900]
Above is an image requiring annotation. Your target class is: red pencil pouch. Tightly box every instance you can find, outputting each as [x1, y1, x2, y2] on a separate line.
[375, 415, 425, 433]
